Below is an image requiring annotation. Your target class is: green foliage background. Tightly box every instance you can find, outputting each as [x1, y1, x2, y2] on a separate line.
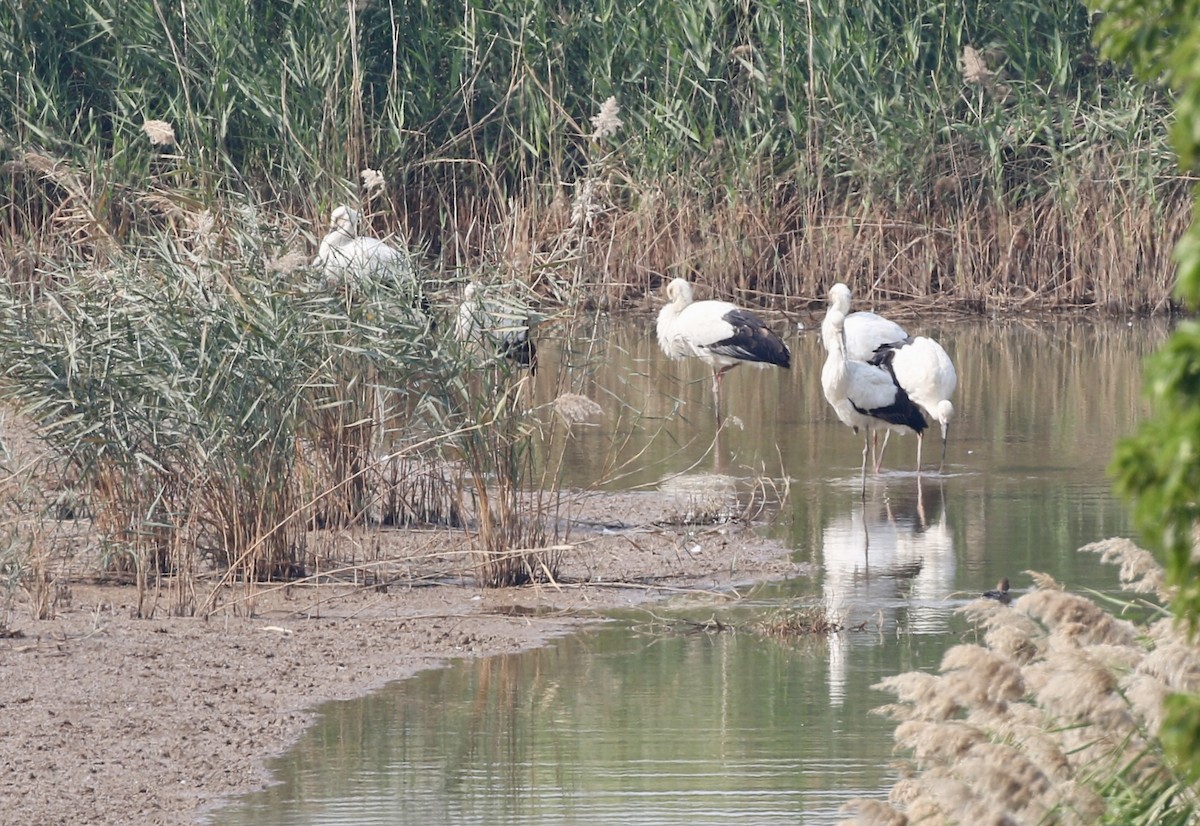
[0, 0, 1166, 233]
[1094, 0, 1200, 773]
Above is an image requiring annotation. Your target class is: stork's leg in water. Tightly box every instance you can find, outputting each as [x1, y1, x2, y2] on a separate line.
[710, 368, 722, 423]
[860, 433, 870, 499]
[711, 365, 738, 424]
[873, 429, 893, 473]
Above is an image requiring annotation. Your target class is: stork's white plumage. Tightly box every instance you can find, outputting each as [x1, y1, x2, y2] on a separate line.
[872, 334, 957, 469]
[315, 205, 416, 285]
[656, 277, 790, 414]
[825, 283, 910, 468]
[821, 308, 927, 496]
[828, 282, 908, 361]
[455, 282, 538, 373]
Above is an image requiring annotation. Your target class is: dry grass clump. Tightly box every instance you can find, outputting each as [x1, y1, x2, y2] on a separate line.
[753, 604, 843, 638]
[635, 603, 842, 640]
[840, 539, 1200, 825]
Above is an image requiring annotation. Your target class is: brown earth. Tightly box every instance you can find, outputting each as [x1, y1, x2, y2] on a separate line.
[0, 493, 806, 826]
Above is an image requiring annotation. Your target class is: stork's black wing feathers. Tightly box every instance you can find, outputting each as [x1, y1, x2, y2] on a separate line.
[851, 385, 928, 433]
[868, 336, 914, 371]
[498, 326, 538, 374]
[868, 336, 916, 385]
[708, 308, 791, 368]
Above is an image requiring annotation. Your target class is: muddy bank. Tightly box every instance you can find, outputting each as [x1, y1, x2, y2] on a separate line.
[0, 512, 806, 826]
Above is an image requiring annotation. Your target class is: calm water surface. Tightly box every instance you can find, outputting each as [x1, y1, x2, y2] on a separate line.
[214, 316, 1165, 825]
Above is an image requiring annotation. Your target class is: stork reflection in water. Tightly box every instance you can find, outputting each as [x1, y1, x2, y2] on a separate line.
[820, 476, 955, 706]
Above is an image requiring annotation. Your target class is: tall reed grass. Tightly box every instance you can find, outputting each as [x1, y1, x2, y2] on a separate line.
[840, 539, 1199, 825]
[0, 199, 581, 610]
[0, 0, 1186, 311]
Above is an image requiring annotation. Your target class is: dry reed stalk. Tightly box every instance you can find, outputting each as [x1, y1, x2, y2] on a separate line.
[431, 150, 1188, 315]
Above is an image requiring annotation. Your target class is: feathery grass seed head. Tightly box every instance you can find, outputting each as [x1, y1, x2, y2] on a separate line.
[960, 45, 994, 86]
[875, 672, 962, 721]
[361, 168, 386, 199]
[894, 719, 987, 765]
[553, 393, 603, 424]
[141, 119, 176, 146]
[836, 798, 907, 825]
[941, 644, 1026, 706]
[1018, 588, 1137, 647]
[590, 96, 622, 140]
[1080, 537, 1167, 596]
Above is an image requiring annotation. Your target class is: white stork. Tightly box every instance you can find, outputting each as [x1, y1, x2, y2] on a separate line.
[455, 282, 538, 373]
[824, 283, 910, 468]
[656, 277, 790, 415]
[871, 333, 957, 471]
[821, 307, 927, 496]
[315, 205, 432, 322]
[315, 205, 416, 284]
[827, 282, 908, 361]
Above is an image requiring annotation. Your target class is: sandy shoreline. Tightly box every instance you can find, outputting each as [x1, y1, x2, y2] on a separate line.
[0, 519, 805, 825]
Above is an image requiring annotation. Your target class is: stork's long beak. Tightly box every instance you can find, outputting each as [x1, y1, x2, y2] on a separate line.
[939, 422, 949, 471]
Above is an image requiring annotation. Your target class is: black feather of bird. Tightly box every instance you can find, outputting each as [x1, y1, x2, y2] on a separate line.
[850, 385, 927, 434]
[498, 325, 538, 374]
[707, 308, 791, 368]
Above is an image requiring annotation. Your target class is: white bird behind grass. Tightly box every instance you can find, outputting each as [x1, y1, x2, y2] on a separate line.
[455, 282, 538, 373]
[315, 205, 433, 324]
[315, 205, 416, 286]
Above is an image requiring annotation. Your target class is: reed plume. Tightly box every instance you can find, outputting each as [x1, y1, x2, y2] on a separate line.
[843, 539, 1199, 825]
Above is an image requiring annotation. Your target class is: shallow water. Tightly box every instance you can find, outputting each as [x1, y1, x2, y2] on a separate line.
[214, 316, 1165, 825]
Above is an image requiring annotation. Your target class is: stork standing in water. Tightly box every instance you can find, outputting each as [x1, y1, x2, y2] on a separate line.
[821, 307, 927, 497]
[824, 283, 910, 469]
[656, 277, 790, 418]
[872, 333, 957, 470]
[455, 282, 538, 373]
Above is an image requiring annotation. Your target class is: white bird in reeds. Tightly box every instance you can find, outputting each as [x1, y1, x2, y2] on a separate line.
[824, 283, 910, 469]
[315, 205, 415, 284]
[871, 332, 957, 470]
[455, 282, 538, 373]
[656, 277, 791, 415]
[821, 307, 927, 497]
[315, 205, 433, 323]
